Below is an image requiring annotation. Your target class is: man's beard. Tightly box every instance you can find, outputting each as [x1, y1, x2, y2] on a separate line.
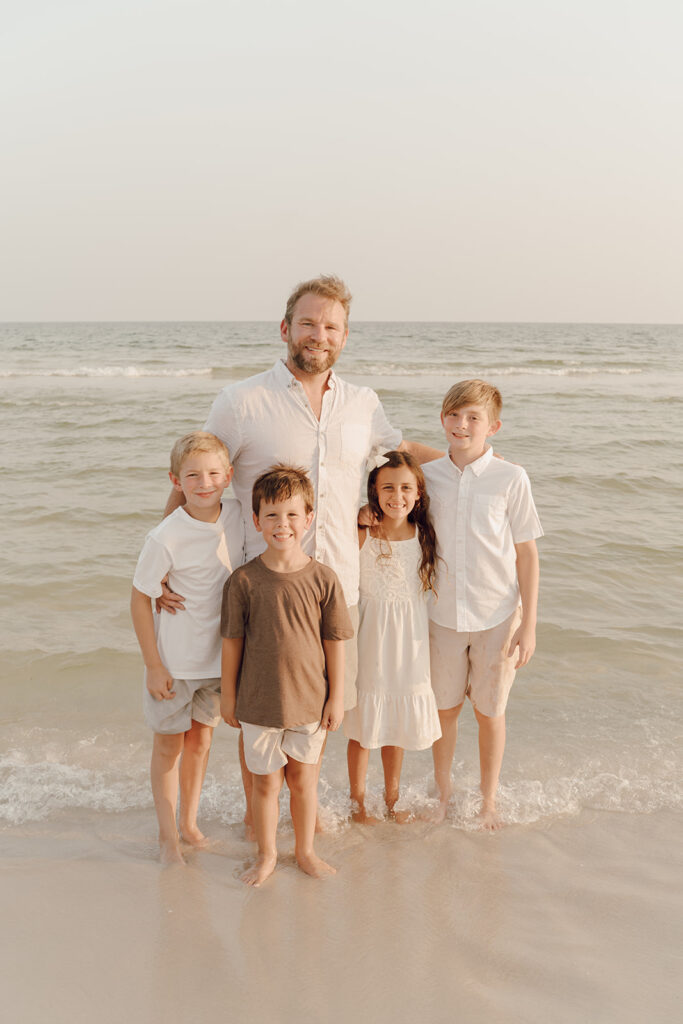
[289, 345, 336, 374]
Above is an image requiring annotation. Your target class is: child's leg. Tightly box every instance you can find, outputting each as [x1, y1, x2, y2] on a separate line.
[238, 729, 256, 841]
[473, 707, 506, 830]
[285, 758, 336, 878]
[150, 732, 185, 864]
[178, 720, 214, 845]
[429, 702, 464, 822]
[347, 739, 379, 824]
[381, 746, 408, 821]
[242, 767, 284, 886]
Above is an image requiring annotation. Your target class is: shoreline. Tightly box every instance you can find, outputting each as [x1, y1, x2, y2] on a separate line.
[3, 807, 681, 1024]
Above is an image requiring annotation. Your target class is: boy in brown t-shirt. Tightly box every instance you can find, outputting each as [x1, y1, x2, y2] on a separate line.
[220, 466, 353, 886]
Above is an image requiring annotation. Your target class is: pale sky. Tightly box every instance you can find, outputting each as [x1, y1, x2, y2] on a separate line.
[2, 1, 682, 322]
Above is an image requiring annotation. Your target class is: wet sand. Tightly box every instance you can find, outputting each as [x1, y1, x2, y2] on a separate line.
[3, 808, 680, 1024]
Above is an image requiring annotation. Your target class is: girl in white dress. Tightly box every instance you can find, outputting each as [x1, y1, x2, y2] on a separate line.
[344, 450, 441, 823]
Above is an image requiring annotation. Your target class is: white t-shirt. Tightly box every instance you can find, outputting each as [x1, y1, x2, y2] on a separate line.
[204, 359, 401, 606]
[133, 501, 245, 678]
[424, 447, 543, 632]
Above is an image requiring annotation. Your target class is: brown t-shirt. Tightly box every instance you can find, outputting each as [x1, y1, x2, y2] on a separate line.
[221, 556, 354, 729]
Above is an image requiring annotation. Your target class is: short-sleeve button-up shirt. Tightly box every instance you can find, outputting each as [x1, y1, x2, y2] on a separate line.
[204, 359, 402, 605]
[423, 447, 543, 632]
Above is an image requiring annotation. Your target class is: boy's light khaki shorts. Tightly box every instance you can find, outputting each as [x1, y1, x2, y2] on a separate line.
[344, 605, 360, 711]
[240, 720, 326, 775]
[428, 607, 522, 718]
[144, 676, 221, 734]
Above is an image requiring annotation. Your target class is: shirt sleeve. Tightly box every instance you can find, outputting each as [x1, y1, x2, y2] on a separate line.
[220, 571, 248, 639]
[319, 569, 355, 641]
[368, 393, 402, 454]
[507, 470, 543, 544]
[132, 535, 172, 599]
[204, 386, 243, 462]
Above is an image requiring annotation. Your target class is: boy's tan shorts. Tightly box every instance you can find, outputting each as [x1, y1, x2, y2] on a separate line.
[143, 676, 221, 735]
[428, 607, 522, 718]
[344, 605, 360, 711]
[240, 720, 326, 775]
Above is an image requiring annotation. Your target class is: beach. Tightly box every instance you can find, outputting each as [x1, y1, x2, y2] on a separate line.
[2, 321, 682, 1022]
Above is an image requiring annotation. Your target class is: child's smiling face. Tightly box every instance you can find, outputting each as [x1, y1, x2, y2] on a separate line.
[375, 465, 419, 522]
[254, 494, 314, 552]
[170, 451, 232, 521]
[441, 402, 500, 462]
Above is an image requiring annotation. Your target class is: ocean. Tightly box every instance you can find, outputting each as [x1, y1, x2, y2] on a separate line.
[1, 321, 681, 1023]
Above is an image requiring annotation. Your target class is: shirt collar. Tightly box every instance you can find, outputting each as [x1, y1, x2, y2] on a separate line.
[446, 445, 494, 477]
[275, 358, 338, 392]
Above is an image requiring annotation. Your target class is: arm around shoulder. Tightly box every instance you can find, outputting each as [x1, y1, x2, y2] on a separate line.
[398, 439, 444, 464]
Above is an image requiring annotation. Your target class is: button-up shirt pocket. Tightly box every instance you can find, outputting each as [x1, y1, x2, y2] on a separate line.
[472, 494, 507, 535]
[340, 422, 372, 469]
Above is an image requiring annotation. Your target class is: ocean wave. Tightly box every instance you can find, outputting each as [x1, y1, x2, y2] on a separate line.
[1, 749, 679, 827]
[0, 366, 214, 378]
[353, 363, 644, 377]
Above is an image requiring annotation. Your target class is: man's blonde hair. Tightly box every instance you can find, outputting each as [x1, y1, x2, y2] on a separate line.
[251, 465, 315, 517]
[170, 431, 231, 477]
[284, 275, 352, 328]
[441, 379, 503, 422]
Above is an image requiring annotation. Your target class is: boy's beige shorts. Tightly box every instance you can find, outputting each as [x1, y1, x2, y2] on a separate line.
[240, 720, 326, 775]
[143, 676, 221, 734]
[428, 607, 522, 718]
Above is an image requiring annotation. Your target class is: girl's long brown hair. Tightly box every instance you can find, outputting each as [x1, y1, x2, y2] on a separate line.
[367, 450, 438, 593]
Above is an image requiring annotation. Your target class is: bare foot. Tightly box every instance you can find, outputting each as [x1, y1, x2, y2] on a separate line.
[159, 837, 185, 865]
[478, 804, 504, 831]
[421, 800, 449, 824]
[179, 825, 209, 848]
[388, 808, 412, 824]
[350, 800, 381, 825]
[243, 816, 256, 843]
[296, 851, 337, 878]
[241, 852, 277, 886]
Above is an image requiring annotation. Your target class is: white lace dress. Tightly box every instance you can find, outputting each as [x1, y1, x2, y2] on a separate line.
[343, 533, 442, 749]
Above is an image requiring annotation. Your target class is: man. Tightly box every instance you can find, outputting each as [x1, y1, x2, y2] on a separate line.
[162, 274, 441, 833]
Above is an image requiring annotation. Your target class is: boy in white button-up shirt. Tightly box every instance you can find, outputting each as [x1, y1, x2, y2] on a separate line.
[423, 380, 543, 830]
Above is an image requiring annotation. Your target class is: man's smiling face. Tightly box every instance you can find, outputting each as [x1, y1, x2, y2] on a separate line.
[281, 293, 348, 375]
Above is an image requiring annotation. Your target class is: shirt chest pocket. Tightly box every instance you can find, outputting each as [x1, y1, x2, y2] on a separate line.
[340, 422, 372, 468]
[472, 494, 507, 534]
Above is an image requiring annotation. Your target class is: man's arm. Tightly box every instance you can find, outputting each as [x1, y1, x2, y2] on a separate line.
[508, 540, 539, 668]
[398, 439, 443, 464]
[220, 637, 244, 728]
[130, 586, 175, 700]
[163, 487, 185, 519]
[321, 638, 345, 731]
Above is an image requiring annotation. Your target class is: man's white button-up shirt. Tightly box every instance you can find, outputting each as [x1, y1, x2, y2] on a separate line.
[423, 448, 543, 632]
[204, 359, 401, 605]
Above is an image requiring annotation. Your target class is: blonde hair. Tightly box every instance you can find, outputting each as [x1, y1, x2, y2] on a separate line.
[169, 432, 231, 477]
[284, 275, 352, 328]
[251, 465, 315, 517]
[441, 379, 502, 422]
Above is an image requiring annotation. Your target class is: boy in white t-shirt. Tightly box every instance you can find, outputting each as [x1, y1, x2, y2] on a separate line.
[131, 432, 244, 864]
[423, 380, 543, 830]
